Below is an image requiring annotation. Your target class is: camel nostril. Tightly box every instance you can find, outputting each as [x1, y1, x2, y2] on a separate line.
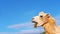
[40, 16, 43, 17]
[32, 21, 35, 23]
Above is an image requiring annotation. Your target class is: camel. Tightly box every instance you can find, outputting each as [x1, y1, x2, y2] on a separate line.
[32, 12, 60, 34]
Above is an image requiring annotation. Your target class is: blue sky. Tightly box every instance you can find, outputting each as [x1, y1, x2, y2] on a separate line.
[0, 0, 60, 34]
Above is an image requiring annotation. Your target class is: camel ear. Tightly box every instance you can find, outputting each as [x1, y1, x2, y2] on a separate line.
[45, 14, 50, 18]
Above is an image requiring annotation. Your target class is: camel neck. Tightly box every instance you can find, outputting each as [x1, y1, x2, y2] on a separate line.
[43, 23, 56, 34]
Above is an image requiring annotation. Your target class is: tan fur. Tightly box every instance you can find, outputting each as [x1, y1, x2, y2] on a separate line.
[43, 17, 56, 34]
[43, 16, 60, 34]
[32, 12, 60, 34]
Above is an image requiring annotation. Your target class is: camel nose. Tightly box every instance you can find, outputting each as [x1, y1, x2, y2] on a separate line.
[32, 18, 35, 20]
[32, 18, 35, 23]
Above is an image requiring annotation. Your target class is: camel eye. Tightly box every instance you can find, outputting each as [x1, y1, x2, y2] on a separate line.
[40, 16, 43, 17]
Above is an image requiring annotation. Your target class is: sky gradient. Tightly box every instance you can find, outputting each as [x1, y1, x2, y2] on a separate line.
[0, 0, 60, 34]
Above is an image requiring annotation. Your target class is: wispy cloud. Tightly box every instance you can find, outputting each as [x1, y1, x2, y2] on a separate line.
[18, 29, 40, 34]
[0, 29, 42, 34]
[0, 32, 13, 34]
[8, 22, 34, 29]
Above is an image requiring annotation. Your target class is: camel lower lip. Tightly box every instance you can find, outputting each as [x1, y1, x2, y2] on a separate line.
[34, 23, 37, 28]
[32, 21, 38, 28]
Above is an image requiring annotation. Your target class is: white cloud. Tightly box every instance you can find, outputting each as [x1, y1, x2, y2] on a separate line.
[0, 32, 13, 34]
[7, 22, 34, 29]
[0, 29, 42, 34]
[17, 29, 40, 34]
[7, 21, 44, 34]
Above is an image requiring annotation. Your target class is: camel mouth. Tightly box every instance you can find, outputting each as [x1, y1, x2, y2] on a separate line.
[32, 21, 38, 28]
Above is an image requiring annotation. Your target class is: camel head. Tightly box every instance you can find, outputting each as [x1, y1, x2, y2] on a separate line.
[32, 12, 50, 28]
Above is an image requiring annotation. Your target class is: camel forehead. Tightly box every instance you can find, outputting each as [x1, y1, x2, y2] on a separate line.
[33, 16, 39, 19]
[39, 12, 46, 16]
